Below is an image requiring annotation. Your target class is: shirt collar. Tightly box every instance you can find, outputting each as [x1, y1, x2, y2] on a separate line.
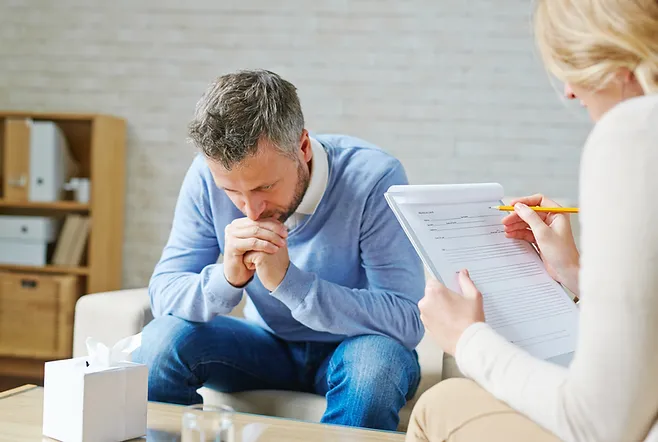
[296, 137, 328, 215]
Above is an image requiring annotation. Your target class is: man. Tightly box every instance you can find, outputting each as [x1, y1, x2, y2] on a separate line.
[133, 69, 425, 432]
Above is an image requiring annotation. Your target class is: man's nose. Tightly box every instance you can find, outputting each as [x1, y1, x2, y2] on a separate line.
[244, 196, 265, 221]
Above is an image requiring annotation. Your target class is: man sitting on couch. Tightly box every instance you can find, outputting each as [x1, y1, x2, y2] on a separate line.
[133, 69, 425, 432]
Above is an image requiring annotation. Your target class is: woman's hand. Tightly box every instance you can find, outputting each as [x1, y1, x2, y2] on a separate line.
[418, 270, 485, 356]
[502, 195, 581, 295]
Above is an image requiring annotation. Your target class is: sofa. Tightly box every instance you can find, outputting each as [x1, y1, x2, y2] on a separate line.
[71, 284, 461, 432]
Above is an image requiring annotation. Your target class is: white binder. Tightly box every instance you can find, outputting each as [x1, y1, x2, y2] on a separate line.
[28, 121, 77, 202]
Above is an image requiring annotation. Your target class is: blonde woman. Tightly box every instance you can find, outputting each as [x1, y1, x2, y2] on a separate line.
[406, 0, 658, 441]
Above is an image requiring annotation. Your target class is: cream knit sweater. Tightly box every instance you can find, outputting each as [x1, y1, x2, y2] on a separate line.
[455, 94, 658, 442]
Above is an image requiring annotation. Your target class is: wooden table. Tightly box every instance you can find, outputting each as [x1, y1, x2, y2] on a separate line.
[0, 385, 405, 441]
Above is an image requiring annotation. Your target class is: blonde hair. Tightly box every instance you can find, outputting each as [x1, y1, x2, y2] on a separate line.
[534, 0, 658, 94]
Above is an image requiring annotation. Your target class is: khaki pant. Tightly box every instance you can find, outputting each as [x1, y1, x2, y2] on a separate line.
[405, 378, 560, 442]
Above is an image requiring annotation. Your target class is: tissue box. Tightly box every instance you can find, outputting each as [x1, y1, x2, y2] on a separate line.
[42, 356, 148, 442]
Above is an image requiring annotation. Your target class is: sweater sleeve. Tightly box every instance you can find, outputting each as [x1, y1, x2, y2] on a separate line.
[455, 97, 658, 442]
[148, 157, 244, 321]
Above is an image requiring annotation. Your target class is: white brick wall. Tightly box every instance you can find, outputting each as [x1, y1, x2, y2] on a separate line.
[0, 0, 590, 289]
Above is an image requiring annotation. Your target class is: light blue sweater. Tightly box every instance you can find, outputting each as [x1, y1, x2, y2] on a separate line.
[149, 134, 425, 349]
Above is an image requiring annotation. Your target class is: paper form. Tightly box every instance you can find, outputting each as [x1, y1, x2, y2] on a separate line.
[386, 184, 579, 361]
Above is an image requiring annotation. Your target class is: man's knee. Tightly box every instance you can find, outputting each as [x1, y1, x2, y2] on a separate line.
[329, 335, 420, 398]
[133, 315, 197, 369]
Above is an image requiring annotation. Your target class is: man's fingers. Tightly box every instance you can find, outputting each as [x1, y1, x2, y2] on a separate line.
[230, 218, 288, 238]
[231, 237, 280, 255]
[243, 251, 255, 270]
[243, 251, 261, 270]
[254, 218, 289, 238]
[231, 224, 286, 247]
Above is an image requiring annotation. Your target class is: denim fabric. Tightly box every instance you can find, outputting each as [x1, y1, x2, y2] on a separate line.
[133, 315, 421, 431]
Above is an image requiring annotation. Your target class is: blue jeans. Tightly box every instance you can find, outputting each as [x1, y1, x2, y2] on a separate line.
[133, 315, 421, 431]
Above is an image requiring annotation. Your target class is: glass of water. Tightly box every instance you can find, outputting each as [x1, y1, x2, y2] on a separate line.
[181, 404, 235, 442]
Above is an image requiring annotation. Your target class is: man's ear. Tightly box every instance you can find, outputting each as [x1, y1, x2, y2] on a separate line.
[299, 129, 313, 163]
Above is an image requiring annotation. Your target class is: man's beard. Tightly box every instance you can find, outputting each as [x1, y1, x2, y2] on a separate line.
[263, 160, 311, 223]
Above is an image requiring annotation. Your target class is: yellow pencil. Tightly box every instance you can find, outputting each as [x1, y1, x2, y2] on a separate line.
[491, 205, 579, 213]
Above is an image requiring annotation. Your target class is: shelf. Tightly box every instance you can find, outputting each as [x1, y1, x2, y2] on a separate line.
[0, 264, 89, 275]
[0, 111, 125, 382]
[0, 200, 89, 212]
[0, 110, 106, 121]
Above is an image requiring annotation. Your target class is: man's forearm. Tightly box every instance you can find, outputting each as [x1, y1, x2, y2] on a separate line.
[149, 262, 244, 321]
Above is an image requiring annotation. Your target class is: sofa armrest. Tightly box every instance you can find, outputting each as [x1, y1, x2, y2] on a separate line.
[72, 288, 153, 358]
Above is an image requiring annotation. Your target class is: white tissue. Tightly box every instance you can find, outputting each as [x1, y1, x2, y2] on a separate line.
[85, 333, 142, 370]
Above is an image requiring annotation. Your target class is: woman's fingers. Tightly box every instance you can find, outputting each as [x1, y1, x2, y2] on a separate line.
[505, 229, 536, 244]
[504, 221, 530, 232]
[501, 210, 549, 225]
[457, 270, 481, 300]
[507, 194, 544, 207]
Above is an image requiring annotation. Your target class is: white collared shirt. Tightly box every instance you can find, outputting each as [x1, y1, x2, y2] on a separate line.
[284, 137, 328, 230]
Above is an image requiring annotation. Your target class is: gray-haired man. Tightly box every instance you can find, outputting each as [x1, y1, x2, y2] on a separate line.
[133, 69, 425, 431]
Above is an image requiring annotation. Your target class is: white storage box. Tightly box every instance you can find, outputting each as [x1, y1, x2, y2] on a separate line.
[0, 216, 59, 266]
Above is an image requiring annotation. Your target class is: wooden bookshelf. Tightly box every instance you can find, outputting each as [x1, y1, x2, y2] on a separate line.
[0, 111, 125, 381]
